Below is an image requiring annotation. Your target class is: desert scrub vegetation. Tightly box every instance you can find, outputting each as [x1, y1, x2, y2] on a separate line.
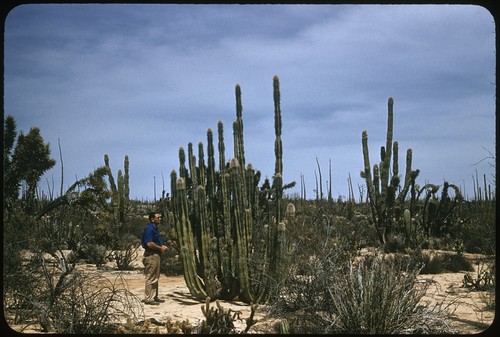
[264, 210, 453, 334]
[3, 78, 495, 333]
[326, 253, 451, 334]
[6, 250, 143, 333]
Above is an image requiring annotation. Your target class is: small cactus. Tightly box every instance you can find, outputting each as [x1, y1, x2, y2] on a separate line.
[403, 208, 412, 242]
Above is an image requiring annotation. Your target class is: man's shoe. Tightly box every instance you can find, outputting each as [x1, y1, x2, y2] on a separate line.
[153, 297, 165, 303]
[144, 300, 160, 306]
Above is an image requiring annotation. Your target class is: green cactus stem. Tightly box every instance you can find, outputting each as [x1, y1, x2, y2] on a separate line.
[173, 175, 208, 299]
[234, 84, 245, 168]
[273, 75, 283, 175]
[403, 208, 412, 242]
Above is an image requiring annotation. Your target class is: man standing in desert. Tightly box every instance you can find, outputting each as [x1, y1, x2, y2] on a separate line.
[141, 212, 169, 305]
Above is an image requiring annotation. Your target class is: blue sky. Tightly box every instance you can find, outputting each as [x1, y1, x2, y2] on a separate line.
[4, 4, 496, 201]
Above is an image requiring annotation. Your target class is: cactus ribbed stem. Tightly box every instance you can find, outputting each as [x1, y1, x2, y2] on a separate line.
[206, 129, 216, 206]
[179, 147, 188, 180]
[174, 177, 207, 299]
[117, 170, 124, 223]
[197, 185, 219, 299]
[229, 158, 253, 303]
[392, 142, 399, 177]
[382, 97, 394, 193]
[234, 84, 245, 168]
[273, 75, 283, 175]
[217, 121, 226, 172]
[397, 148, 413, 205]
[198, 142, 206, 189]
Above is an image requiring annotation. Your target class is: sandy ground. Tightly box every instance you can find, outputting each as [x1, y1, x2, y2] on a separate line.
[7, 249, 496, 334]
[120, 256, 496, 334]
[114, 273, 267, 333]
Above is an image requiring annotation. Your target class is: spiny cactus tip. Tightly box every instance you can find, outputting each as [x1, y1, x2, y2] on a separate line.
[230, 157, 239, 168]
[176, 177, 186, 189]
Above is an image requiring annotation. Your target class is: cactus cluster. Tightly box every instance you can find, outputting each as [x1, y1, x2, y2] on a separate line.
[198, 296, 258, 334]
[361, 98, 466, 247]
[360, 98, 419, 244]
[170, 76, 295, 303]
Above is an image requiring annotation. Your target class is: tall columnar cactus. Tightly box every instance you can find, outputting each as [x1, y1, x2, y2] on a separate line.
[361, 98, 419, 244]
[234, 84, 245, 168]
[206, 128, 217, 225]
[123, 155, 130, 216]
[273, 75, 283, 176]
[170, 76, 293, 303]
[171, 171, 208, 299]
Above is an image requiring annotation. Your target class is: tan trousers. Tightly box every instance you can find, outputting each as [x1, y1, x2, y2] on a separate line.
[143, 253, 161, 302]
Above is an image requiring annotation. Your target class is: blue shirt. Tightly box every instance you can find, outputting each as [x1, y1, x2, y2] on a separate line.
[141, 223, 163, 249]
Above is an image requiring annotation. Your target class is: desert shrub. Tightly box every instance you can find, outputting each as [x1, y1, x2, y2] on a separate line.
[408, 250, 474, 275]
[265, 219, 354, 334]
[285, 200, 377, 256]
[327, 253, 452, 334]
[74, 243, 108, 266]
[463, 259, 495, 291]
[109, 234, 141, 270]
[3, 211, 27, 299]
[268, 237, 453, 334]
[49, 273, 143, 333]
[92, 226, 117, 248]
[5, 250, 143, 334]
[446, 253, 474, 272]
[458, 200, 496, 255]
[265, 200, 380, 334]
[383, 233, 407, 253]
[160, 247, 183, 276]
[419, 253, 445, 274]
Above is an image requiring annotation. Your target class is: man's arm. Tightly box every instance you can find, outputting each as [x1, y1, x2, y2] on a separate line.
[146, 241, 168, 252]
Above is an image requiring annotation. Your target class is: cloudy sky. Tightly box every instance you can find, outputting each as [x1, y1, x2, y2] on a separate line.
[4, 4, 496, 201]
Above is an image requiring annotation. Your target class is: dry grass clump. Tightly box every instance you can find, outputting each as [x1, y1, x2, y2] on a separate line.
[327, 253, 452, 334]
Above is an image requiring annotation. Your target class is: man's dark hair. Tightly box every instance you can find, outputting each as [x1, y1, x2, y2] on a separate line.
[148, 212, 157, 222]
